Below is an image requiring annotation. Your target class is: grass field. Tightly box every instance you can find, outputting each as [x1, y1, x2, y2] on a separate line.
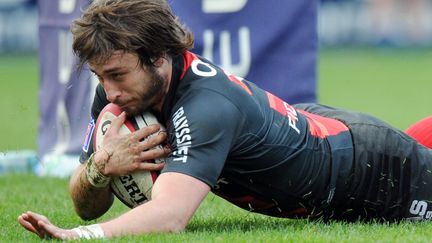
[0, 54, 38, 151]
[1, 48, 432, 242]
[319, 48, 432, 130]
[3, 173, 432, 243]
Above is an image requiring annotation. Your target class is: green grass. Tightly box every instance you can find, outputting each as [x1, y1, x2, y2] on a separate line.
[0, 54, 38, 151]
[3, 174, 432, 242]
[319, 48, 432, 130]
[2, 49, 432, 242]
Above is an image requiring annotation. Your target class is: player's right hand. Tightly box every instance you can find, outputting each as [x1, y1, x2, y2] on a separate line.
[18, 211, 79, 240]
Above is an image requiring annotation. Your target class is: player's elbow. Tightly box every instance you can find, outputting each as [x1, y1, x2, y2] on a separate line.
[77, 212, 95, 221]
[166, 225, 185, 233]
[69, 196, 111, 221]
[166, 216, 188, 233]
[71, 195, 114, 221]
[74, 207, 101, 221]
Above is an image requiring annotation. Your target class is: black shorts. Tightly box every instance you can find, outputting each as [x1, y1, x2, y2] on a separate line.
[294, 103, 432, 221]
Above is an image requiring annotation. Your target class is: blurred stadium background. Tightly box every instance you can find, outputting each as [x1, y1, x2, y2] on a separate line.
[1, 0, 431, 52]
[0, 0, 431, 173]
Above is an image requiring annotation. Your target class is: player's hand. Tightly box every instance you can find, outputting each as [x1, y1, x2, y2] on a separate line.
[18, 211, 78, 240]
[95, 112, 170, 176]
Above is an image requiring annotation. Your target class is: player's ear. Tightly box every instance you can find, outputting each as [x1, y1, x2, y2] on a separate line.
[151, 54, 168, 68]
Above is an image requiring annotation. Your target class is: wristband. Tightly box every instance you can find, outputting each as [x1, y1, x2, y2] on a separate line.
[72, 224, 105, 239]
[86, 152, 111, 188]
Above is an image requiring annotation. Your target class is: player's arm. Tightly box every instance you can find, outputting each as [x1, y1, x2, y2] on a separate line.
[68, 157, 114, 221]
[69, 112, 167, 220]
[18, 172, 210, 239]
[102, 172, 210, 236]
[68, 84, 114, 220]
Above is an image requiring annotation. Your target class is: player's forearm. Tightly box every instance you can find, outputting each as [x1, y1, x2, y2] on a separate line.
[98, 173, 210, 238]
[100, 198, 189, 238]
[69, 164, 114, 221]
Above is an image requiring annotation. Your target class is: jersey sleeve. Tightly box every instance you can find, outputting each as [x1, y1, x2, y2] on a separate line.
[79, 84, 109, 163]
[162, 89, 244, 188]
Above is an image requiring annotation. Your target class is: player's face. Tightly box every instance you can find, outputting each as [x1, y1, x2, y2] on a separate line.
[89, 52, 170, 115]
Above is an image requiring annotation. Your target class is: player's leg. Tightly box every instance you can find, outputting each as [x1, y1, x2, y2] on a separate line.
[334, 115, 432, 221]
[405, 116, 432, 149]
[294, 103, 432, 221]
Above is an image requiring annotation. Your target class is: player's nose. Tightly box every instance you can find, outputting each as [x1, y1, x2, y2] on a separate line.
[104, 82, 121, 103]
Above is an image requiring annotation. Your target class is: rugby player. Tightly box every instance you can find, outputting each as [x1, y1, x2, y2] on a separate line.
[18, 0, 432, 240]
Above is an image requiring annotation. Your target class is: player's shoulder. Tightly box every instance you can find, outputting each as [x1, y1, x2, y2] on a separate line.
[174, 88, 241, 120]
[168, 89, 245, 140]
[180, 52, 229, 84]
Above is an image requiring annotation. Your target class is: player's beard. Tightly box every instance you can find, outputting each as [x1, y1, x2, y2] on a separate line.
[125, 66, 166, 116]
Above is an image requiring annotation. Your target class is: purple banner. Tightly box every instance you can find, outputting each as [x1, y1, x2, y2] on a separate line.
[170, 0, 317, 103]
[38, 0, 95, 158]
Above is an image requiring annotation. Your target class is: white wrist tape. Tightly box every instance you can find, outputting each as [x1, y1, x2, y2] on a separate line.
[86, 153, 111, 188]
[72, 224, 105, 239]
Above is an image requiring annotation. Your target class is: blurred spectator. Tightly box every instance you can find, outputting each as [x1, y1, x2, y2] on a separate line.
[319, 0, 432, 47]
[368, 0, 432, 46]
[0, 0, 37, 53]
[403, 0, 432, 45]
[368, 0, 399, 45]
[0, 0, 36, 9]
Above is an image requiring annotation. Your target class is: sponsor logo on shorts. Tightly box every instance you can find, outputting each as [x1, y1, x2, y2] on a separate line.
[82, 119, 95, 153]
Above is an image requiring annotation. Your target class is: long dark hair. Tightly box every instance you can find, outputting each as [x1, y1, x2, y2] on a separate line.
[71, 0, 194, 70]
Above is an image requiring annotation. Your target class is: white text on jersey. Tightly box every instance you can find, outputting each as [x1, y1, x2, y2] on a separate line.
[172, 107, 192, 163]
[284, 102, 300, 134]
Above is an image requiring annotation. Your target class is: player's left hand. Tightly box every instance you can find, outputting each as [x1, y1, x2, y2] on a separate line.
[18, 211, 78, 240]
[97, 111, 168, 176]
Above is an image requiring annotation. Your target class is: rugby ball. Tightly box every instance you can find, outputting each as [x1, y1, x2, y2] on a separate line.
[93, 103, 165, 208]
